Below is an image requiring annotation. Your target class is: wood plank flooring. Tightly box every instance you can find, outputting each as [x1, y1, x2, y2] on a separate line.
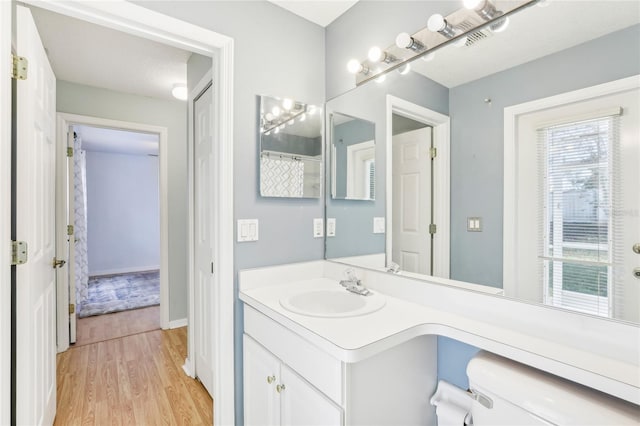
[75, 305, 161, 347]
[55, 326, 213, 425]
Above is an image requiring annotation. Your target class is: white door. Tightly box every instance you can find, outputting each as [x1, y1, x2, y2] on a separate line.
[66, 128, 76, 343]
[243, 335, 280, 426]
[194, 82, 215, 395]
[392, 127, 432, 274]
[15, 5, 57, 425]
[280, 364, 343, 426]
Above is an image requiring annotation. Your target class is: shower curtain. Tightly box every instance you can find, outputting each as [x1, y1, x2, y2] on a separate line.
[73, 133, 89, 312]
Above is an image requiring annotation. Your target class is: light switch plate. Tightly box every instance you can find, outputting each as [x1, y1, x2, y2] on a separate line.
[313, 218, 324, 238]
[237, 219, 259, 242]
[467, 217, 482, 232]
[327, 218, 336, 237]
[373, 217, 385, 234]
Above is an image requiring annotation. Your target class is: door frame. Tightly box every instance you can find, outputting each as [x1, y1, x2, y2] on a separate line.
[503, 74, 640, 299]
[55, 113, 170, 349]
[184, 71, 212, 378]
[1, 0, 13, 423]
[13, 1, 236, 424]
[385, 95, 450, 278]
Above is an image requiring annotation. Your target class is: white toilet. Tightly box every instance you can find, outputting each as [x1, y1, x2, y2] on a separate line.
[466, 351, 639, 425]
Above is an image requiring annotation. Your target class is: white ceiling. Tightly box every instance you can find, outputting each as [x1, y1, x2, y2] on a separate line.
[29, 6, 191, 101]
[75, 125, 159, 156]
[412, 1, 640, 88]
[267, 0, 359, 26]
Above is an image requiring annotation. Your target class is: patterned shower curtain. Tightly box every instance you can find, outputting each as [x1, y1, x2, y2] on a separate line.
[260, 155, 305, 197]
[74, 133, 90, 311]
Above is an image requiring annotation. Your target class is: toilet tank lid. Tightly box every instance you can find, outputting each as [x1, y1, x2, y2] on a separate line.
[466, 352, 639, 424]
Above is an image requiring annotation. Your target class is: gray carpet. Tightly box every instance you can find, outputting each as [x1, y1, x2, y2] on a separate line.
[78, 270, 160, 318]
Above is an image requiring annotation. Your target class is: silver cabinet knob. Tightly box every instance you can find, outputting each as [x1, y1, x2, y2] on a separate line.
[266, 375, 275, 384]
[276, 384, 285, 393]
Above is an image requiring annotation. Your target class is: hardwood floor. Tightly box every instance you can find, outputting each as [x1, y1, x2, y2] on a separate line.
[55, 326, 213, 425]
[75, 305, 161, 347]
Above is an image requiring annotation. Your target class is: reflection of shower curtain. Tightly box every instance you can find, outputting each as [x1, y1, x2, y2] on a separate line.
[260, 155, 305, 197]
[74, 133, 89, 310]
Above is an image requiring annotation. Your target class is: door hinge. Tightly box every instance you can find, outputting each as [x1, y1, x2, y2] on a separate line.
[11, 241, 28, 265]
[211, 262, 214, 274]
[69, 304, 75, 314]
[11, 55, 28, 80]
[67, 225, 74, 236]
[429, 224, 437, 234]
[67, 147, 73, 157]
[429, 147, 437, 159]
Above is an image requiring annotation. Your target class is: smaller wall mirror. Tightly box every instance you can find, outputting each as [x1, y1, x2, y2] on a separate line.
[330, 112, 376, 200]
[259, 95, 322, 198]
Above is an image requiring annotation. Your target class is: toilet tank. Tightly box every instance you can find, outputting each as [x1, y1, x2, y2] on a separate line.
[466, 351, 639, 425]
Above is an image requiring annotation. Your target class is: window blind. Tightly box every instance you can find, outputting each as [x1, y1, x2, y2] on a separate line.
[537, 112, 621, 317]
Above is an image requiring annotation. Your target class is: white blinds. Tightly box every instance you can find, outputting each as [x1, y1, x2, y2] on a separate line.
[537, 112, 621, 317]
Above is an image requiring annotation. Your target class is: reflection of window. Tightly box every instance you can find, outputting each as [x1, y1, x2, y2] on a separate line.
[538, 115, 619, 316]
[346, 140, 375, 200]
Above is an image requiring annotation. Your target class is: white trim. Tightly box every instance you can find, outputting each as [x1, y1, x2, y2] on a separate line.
[503, 75, 640, 297]
[20, 3, 235, 424]
[55, 113, 170, 350]
[169, 318, 188, 329]
[0, 0, 12, 422]
[89, 266, 161, 277]
[385, 95, 451, 279]
[186, 71, 212, 389]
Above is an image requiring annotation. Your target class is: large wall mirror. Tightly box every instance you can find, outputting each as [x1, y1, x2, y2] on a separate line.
[259, 95, 322, 198]
[325, 0, 640, 324]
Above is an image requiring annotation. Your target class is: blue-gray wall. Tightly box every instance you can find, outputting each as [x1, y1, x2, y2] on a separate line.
[332, 117, 375, 199]
[135, 2, 325, 423]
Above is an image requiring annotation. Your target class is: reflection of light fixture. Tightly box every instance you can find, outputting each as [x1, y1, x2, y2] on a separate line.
[171, 84, 188, 101]
[368, 46, 396, 64]
[282, 98, 293, 110]
[398, 63, 411, 75]
[274, 127, 280, 134]
[265, 112, 274, 121]
[308, 105, 317, 115]
[347, 59, 370, 75]
[422, 52, 436, 62]
[375, 72, 386, 83]
[490, 16, 509, 32]
[271, 106, 281, 117]
[395, 32, 425, 51]
[299, 113, 306, 122]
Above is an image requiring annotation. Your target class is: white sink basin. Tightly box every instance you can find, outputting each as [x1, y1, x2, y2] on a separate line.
[280, 289, 386, 318]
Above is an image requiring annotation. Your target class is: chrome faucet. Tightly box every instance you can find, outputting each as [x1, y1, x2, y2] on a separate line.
[386, 262, 400, 274]
[339, 268, 372, 296]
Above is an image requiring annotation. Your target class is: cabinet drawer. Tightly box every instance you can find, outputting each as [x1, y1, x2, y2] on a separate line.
[244, 306, 343, 404]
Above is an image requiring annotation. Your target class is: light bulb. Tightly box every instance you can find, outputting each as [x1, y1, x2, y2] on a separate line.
[463, 0, 484, 10]
[396, 33, 412, 49]
[422, 52, 435, 62]
[368, 46, 385, 63]
[347, 59, 363, 74]
[171, 84, 188, 101]
[282, 98, 293, 110]
[271, 106, 281, 117]
[398, 63, 411, 75]
[265, 112, 274, 121]
[490, 16, 509, 32]
[427, 14, 446, 32]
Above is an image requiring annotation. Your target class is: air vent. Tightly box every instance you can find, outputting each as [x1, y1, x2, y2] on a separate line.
[457, 20, 492, 47]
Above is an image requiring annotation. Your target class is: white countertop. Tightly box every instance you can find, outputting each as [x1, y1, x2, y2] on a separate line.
[239, 262, 640, 405]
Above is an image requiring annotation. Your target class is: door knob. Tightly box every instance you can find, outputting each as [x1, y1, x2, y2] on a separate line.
[52, 257, 66, 269]
[633, 243, 640, 254]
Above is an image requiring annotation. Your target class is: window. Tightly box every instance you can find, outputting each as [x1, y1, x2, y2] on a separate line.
[538, 114, 620, 316]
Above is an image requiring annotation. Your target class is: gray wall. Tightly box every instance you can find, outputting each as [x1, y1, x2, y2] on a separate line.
[85, 151, 160, 275]
[449, 24, 640, 288]
[332, 117, 375, 199]
[57, 80, 188, 322]
[135, 2, 326, 422]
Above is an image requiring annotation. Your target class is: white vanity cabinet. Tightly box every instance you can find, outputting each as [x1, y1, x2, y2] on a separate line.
[243, 305, 438, 425]
[244, 335, 343, 425]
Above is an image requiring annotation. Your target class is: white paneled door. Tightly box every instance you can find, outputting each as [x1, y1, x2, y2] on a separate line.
[392, 127, 432, 275]
[15, 5, 57, 425]
[194, 82, 215, 396]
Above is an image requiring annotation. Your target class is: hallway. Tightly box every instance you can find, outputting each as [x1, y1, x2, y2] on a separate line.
[54, 326, 213, 425]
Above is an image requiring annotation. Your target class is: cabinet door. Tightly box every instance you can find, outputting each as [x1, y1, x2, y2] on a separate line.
[244, 335, 281, 426]
[280, 365, 343, 426]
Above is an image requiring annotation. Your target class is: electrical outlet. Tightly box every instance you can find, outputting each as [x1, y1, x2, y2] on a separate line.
[237, 219, 259, 242]
[313, 218, 324, 238]
[327, 218, 336, 237]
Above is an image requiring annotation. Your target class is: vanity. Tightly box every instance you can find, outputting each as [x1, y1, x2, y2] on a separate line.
[240, 261, 640, 425]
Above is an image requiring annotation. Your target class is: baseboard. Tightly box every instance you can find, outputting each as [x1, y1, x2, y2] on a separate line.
[169, 318, 188, 329]
[182, 357, 195, 378]
[89, 265, 160, 277]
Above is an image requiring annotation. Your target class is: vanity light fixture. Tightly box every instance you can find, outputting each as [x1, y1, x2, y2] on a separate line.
[368, 46, 397, 64]
[464, 0, 509, 32]
[171, 83, 188, 101]
[271, 106, 282, 117]
[282, 98, 294, 110]
[427, 14, 468, 46]
[395, 32, 425, 52]
[347, 59, 370, 75]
